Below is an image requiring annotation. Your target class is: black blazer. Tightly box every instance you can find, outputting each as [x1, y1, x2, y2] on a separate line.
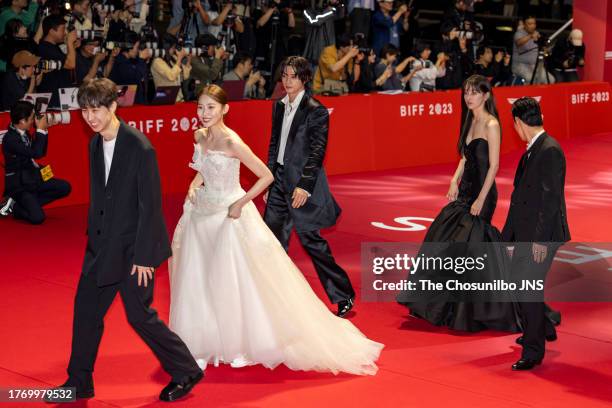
[502, 132, 571, 243]
[2, 126, 47, 197]
[266, 92, 341, 232]
[82, 120, 171, 287]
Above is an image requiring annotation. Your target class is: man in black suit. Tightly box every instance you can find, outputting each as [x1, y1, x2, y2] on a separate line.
[48, 79, 202, 402]
[0, 101, 71, 223]
[502, 97, 571, 371]
[263, 56, 356, 317]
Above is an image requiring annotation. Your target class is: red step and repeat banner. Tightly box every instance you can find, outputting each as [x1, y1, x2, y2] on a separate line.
[1, 81, 611, 208]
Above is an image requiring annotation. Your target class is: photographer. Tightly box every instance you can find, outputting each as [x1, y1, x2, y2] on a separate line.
[371, 0, 410, 57]
[188, 32, 224, 90]
[0, 51, 44, 111]
[207, 1, 244, 37]
[252, 0, 295, 75]
[511, 16, 555, 84]
[223, 51, 265, 98]
[350, 47, 377, 93]
[108, 30, 151, 104]
[168, 0, 212, 46]
[0, 100, 71, 224]
[312, 34, 357, 95]
[37, 14, 78, 107]
[441, 0, 476, 41]
[0, 18, 37, 73]
[374, 43, 417, 91]
[550, 29, 585, 83]
[408, 43, 446, 92]
[303, 0, 343, 66]
[435, 24, 474, 90]
[0, 0, 39, 36]
[474, 45, 511, 86]
[151, 33, 192, 102]
[75, 35, 116, 84]
[69, 0, 93, 31]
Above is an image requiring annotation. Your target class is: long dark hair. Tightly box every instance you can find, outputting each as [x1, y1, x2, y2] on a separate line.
[457, 75, 500, 154]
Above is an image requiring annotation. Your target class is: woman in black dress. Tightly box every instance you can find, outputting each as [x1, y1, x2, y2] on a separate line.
[397, 75, 521, 332]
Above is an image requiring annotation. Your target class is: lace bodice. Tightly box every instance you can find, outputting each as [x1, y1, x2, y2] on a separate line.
[188, 144, 244, 212]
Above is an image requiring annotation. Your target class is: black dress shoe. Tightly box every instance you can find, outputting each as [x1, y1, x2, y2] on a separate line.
[512, 358, 542, 370]
[515, 333, 557, 345]
[336, 298, 354, 318]
[159, 370, 203, 402]
[44, 379, 94, 403]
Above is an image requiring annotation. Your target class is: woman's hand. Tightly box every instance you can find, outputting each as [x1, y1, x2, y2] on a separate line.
[470, 197, 484, 216]
[446, 180, 458, 201]
[187, 187, 197, 204]
[228, 200, 244, 219]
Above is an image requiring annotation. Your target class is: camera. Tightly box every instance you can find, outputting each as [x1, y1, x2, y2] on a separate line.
[77, 30, 105, 41]
[34, 97, 71, 126]
[150, 48, 203, 58]
[34, 60, 64, 74]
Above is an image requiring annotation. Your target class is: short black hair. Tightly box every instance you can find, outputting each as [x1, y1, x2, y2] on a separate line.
[42, 15, 66, 38]
[511, 97, 543, 126]
[233, 51, 253, 68]
[380, 43, 399, 59]
[336, 33, 352, 49]
[476, 45, 491, 59]
[10, 100, 35, 125]
[121, 30, 140, 52]
[78, 78, 118, 108]
[279, 56, 312, 85]
[5, 18, 25, 38]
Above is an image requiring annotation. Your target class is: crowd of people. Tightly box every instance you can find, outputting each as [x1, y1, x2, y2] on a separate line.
[0, 0, 586, 111]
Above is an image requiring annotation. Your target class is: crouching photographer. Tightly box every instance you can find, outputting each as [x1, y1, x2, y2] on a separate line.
[0, 101, 71, 224]
[550, 29, 585, 83]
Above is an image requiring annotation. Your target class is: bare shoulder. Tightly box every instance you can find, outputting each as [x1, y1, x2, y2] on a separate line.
[225, 129, 251, 154]
[486, 115, 500, 130]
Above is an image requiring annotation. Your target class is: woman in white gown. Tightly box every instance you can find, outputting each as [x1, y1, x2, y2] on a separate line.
[169, 85, 383, 375]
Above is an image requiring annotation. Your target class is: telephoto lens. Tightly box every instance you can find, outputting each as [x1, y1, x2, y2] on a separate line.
[45, 111, 72, 126]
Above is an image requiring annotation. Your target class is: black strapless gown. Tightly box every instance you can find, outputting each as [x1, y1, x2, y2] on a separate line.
[397, 138, 521, 332]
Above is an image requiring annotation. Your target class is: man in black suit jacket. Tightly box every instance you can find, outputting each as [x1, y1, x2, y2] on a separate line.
[1, 101, 71, 223]
[263, 56, 356, 317]
[48, 79, 202, 402]
[502, 97, 571, 371]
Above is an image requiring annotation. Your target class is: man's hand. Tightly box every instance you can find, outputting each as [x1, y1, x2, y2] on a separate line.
[347, 46, 360, 58]
[66, 30, 78, 46]
[495, 50, 504, 63]
[131, 265, 154, 287]
[139, 48, 152, 60]
[214, 46, 225, 59]
[35, 114, 48, 131]
[532, 243, 547, 264]
[291, 188, 308, 208]
[94, 51, 107, 64]
[263, 190, 269, 203]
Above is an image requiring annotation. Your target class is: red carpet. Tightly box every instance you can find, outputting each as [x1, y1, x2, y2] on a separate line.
[1, 134, 612, 407]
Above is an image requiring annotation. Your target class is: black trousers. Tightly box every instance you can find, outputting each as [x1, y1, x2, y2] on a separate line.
[264, 166, 355, 304]
[553, 70, 579, 83]
[350, 8, 371, 40]
[12, 178, 71, 224]
[67, 269, 200, 388]
[511, 243, 560, 360]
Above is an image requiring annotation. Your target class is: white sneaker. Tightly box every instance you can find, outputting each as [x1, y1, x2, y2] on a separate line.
[230, 356, 254, 368]
[0, 197, 15, 216]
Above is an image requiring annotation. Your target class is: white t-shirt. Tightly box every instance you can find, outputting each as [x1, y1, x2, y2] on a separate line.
[103, 137, 117, 184]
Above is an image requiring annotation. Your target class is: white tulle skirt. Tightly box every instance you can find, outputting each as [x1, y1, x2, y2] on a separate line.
[168, 189, 383, 375]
